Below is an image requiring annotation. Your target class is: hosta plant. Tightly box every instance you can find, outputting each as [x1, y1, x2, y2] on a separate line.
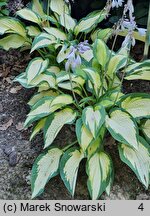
[15, 36, 150, 199]
[1, 0, 150, 199]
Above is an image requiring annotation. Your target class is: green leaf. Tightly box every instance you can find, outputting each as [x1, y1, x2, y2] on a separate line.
[82, 105, 105, 138]
[74, 10, 107, 35]
[107, 54, 127, 78]
[87, 137, 101, 158]
[0, 17, 26, 37]
[141, 119, 150, 142]
[60, 147, 84, 196]
[24, 94, 73, 127]
[16, 8, 41, 24]
[30, 117, 46, 141]
[82, 68, 101, 96]
[119, 93, 150, 119]
[119, 137, 150, 189]
[28, 90, 59, 107]
[44, 27, 67, 40]
[125, 60, 150, 81]
[50, 0, 70, 16]
[93, 39, 110, 69]
[14, 72, 28, 88]
[91, 28, 112, 42]
[26, 58, 49, 84]
[31, 147, 63, 198]
[47, 66, 60, 74]
[32, 0, 45, 17]
[0, 34, 28, 50]
[31, 33, 56, 52]
[106, 108, 139, 149]
[29, 71, 56, 89]
[86, 151, 113, 200]
[44, 108, 77, 148]
[56, 45, 70, 63]
[59, 13, 76, 31]
[76, 118, 93, 152]
[80, 49, 93, 62]
[26, 26, 41, 37]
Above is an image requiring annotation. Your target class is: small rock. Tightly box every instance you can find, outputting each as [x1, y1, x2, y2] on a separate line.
[9, 151, 18, 167]
[10, 85, 22, 94]
[0, 118, 13, 131]
[16, 122, 24, 131]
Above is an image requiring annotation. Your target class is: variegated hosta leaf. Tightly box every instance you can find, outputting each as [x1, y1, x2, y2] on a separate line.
[14, 72, 30, 88]
[26, 26, 41, 37]
[107, 54, 127, 79]
[32, 0, 45, 17]
[98, 91, 124, 108]
[86, 125, 106, 159]
[15, 71, 56, 90]
[125, 60, 150, 81]
[31, 147, 63, 198]
[141, 119, 150, 142]
[76, 118, 93, 152]
[56, 72, 84, 95]
[105, 168, 114, 196]
[30, 118, 46, 141]
[119, 93, 150, 119]
[28, 90, 59, 107]
[24, 94, 73, 127]
[59, 13, 76, 31]
[0, 17, 26, 37]
[80, 49, 93, 62]
[50, 0, 70, 16]
[56, 45, 70, 63]
[60, 147, 84, 196]
[82, 105, 105, 138]
[31, 33, 56, 53]
[74, 10, 107, 35]
[93, 39, 110, 69]
[91, 28, 112, 42]
[50, 94, 73, 107]
[58, 82, 82, 95]
[26, 58, 49, 84]
[87, 137, 101, 158]
[56, 71, 85, 86]
[44, 27, 67, 41]
[106, 108, 139, 149]
[125, 70, 150, 81]
[44, 108, 77, 148]
[16, 8, 41, 24]
[0, 34, 28, 50]
[82, 68, 101, 96]
[86, 151, 113, 200]
[29, 72, 56, 89]
[38, 82, 51, 92]
[46, 66, 60, 75]
[119, 137, 150, 188]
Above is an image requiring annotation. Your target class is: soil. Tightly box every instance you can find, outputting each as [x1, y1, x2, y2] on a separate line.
[0, 46, 150, 200]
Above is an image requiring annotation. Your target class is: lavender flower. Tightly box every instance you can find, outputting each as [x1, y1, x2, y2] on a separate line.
[137, 28, 147, 36]
[65, 40, 90, 71]
[122, 19, 136, 31]
[77, 40, 90, 54]
[122, 33, 135, 47]
[112, 0, 124, 8]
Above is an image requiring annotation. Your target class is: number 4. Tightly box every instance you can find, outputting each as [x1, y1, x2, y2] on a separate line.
[138, 203, 144, 211]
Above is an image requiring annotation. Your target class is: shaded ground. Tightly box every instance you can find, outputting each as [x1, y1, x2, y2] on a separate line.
[0, 49, 150, 200]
